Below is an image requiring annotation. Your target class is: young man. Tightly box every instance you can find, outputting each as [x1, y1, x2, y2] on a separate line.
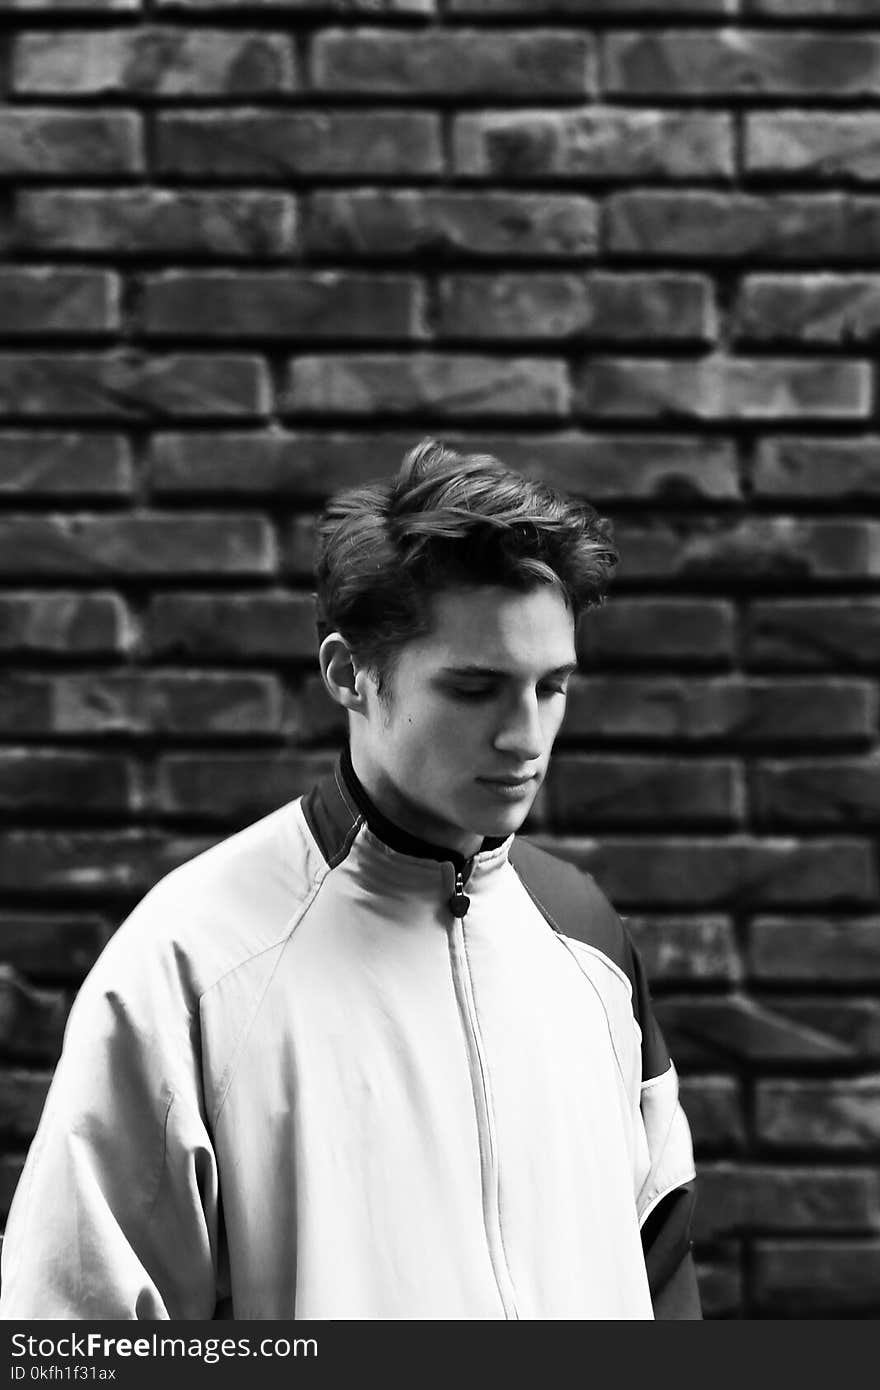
[0, 440, 700, 1320]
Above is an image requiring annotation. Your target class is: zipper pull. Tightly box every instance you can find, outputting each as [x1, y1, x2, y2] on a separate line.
[449, 870, 471, 919]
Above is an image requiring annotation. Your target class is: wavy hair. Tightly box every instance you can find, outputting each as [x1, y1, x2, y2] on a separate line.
[315, 438, 618, 682]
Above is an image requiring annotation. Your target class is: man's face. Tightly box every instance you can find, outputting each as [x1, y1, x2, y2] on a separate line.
[351, 584, 577, 857]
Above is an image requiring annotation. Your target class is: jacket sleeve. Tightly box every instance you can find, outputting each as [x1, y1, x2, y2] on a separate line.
[0, 924, 222, 1320]
[626, 936, 702, 1320]
[509, 841, 703, 1319]
[641, 1184, 702, 1319]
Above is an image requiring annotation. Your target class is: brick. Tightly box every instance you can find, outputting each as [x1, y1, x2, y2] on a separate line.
[0, 434, 132, 495]
[561, 676, 876, 745]
[141, 272, 424, 340]
[156, 111, 441, 179]
[757, 1078, 880, 1149]
[734, 275, 880, 345]
[13, 29, 296, 97]
[755, 1241, 880, 1317]
[0, 673, 283, 737]
[158, 752, 335, 820]
[448, 433, 738, 501]
[747, 0, 880, 15]
[4, 2, 140, 9]
[0, 109, 143, 176]
[450, 0, 734, 10]
[612, 518, 880, 584]
[677, 1076, 746, 1150]
[693, 1247, 743, 1321]
[313, 29, 593, 98]
[1, 675, 62, 736]
[0, 1156, 26, 1225]
[748, 0, 880, 12]
[0, 270, 120, 336]
[16, 191, 296, 258]
[155, 0, 433, 8]
[694, 1164, 880, 1241]
[578, 599, 737, 667]
[150, 431, 739, 503]
[625, 915, 741, 983]
[0, 831, 213, 897]
[0, 514, 275, 577]
[305, 191, 597, 259]
[149, 431, 407, 497]
[746, 600, 880, 670]
[281, 516, 318, 578]
[283, 673, 346, 743]
[607, 192, 880, 262]
[655, 994, 861, 1065]
[573, 356, 870, 420]
[753, 756, 880, 827]
[147, 592, 317, 660]
[535, 836, 877, 908]
[604, 30, 880, 97]
[0, 750, 139, 814]
[0, 1071, 52, 1142]
[750, 917, 880, 982]
[545, 754, 743, 827]
[283, 353, 569, 417]
[0, 355, 270, 419]
[0, 966, 67, 1061]
[753, 437, 880, 499]
[436, 273, 715, 342]
[0, 913, 109, 980]
[743, 679, 880, 744]
[746, 113, 880, 182]
[134, 674, 275, 739]
[454, 109, 732, 180]
[0, 592, 133, 655]
[764, 998, 880, 1061]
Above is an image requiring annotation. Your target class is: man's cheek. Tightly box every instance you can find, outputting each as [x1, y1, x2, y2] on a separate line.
[546, 713, 566, 748]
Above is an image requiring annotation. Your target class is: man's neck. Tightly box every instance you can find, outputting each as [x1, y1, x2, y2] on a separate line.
[340, 744, 491, 866]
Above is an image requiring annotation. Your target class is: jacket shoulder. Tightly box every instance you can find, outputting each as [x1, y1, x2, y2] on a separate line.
[509, 837, 628, 972]
[510, 837, 671, 1082]
[86, 798, 324, 1011]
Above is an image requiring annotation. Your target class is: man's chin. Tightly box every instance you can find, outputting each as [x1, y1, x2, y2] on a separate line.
[473, 801, 535, 839]
[454, 780, 541, 845]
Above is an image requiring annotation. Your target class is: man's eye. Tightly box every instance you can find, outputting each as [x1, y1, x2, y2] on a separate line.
[449, 684, 495, 700]
[539, 684, 568, 698]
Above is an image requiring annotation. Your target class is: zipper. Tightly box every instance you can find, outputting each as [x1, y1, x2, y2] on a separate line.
[446, 864, 520, 1320]
[450, 868, 471, 918]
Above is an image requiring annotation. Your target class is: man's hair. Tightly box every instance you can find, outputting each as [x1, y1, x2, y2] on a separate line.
[315, 438, 618, 683]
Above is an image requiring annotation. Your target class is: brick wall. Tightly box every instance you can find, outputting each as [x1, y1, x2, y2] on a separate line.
[1, 0, 879, 1320]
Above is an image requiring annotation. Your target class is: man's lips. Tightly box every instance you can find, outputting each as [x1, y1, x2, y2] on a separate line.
[476, 774, 538, 798]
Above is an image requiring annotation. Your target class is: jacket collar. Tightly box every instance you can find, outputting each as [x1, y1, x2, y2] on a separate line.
[302, 746, 506, 873]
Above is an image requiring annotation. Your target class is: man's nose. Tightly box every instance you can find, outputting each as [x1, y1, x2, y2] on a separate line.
[493, 694, 544, 761]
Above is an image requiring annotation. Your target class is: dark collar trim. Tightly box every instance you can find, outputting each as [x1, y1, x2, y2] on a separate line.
[300, 754, 362, 870]
[302, 746, 504, 872]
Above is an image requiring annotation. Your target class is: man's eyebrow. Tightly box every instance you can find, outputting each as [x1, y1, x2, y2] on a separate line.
[438, 662, 578, 678]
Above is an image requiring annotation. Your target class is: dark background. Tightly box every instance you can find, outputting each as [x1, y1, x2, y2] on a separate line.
[1, 0, 879, 1320]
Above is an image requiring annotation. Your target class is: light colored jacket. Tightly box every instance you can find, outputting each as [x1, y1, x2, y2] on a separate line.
[0, 755, 697, 1320]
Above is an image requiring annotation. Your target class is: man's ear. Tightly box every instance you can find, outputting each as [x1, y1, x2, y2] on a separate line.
[319, 633, 370, 715]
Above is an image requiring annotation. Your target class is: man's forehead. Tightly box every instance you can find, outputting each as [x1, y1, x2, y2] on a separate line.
[418, 585, 576, 665]
[440, 660, 578, 678]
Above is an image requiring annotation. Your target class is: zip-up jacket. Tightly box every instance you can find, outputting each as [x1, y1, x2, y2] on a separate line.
[0, 752, 700, 1320]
